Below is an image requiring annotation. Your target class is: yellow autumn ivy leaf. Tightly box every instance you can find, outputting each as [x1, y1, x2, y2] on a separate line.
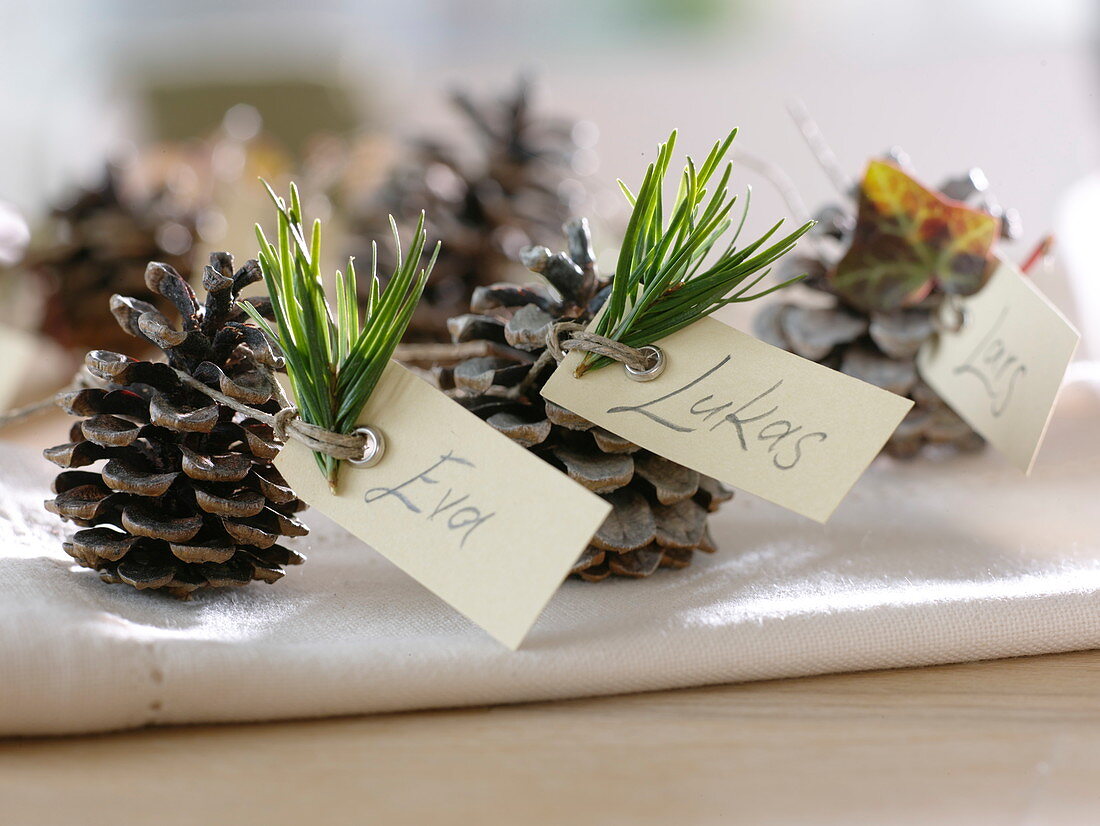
[830, 160, 1000, 311]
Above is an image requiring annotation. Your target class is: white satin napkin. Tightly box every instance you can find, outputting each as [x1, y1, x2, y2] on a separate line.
[1, 374, 1098, 737]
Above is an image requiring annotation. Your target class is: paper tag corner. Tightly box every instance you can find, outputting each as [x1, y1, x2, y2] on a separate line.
[917, 260, 1080, 472]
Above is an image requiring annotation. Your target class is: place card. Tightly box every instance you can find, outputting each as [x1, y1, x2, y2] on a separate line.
[917, 258, 1080, 473]
[275, 362, 612, 649]
[542, 316, 913, 523]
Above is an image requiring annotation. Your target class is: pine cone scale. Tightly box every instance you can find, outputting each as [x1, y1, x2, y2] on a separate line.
[169, 541, 236, 564]
[101, 460, 178, 496]
[121, 505, 203, 543]
[80, 415, 143, 448]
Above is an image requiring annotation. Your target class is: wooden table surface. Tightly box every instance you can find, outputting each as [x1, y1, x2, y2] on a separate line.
[2, 650, 1099, 826]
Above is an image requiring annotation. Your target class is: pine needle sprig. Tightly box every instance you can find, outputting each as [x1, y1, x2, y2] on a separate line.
[578, 130, 815, 375]
[242, 182, 439, 488]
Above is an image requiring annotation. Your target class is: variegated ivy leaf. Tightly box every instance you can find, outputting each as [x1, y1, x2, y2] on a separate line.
[830, 161, 1001, 312]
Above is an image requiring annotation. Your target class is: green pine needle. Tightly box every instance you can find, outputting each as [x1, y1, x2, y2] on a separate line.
[579, 130, 815, 375]
[241, 182, 439, 489]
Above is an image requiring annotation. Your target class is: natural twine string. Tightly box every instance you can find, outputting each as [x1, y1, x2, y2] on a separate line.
[2, 325, 651, 445]
[932, 294, 969, 335]
[545, 322, 656, 371]
[0, 358, 372, 460]
[0, 370, 97, 430]
[172, 370, 369, 461]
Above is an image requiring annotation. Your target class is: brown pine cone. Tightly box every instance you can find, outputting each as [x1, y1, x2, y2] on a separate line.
[26, 166, 196, 354]
[420, 218, 733, 581]
[347, 78, 585, 342]
[43, 253, 306, 597]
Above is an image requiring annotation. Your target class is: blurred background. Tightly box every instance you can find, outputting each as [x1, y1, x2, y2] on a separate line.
[1, 0, 1097, 409]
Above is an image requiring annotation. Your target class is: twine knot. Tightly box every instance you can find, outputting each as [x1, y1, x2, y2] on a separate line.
[282, 418, 371, 462]
[272, 405, 298, 442]
[175, 369, 373, 462]
[545, 322, 658, 372]
[933, 294, 970, 335]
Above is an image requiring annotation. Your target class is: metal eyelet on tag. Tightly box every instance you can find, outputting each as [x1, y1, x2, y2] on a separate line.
[348, 425, 386, 467]
[624, 345, 666, 382]
[936, 295, 969, 334]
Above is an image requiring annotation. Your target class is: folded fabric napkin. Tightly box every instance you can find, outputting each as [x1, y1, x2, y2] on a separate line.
[1, 374, 1098, 737]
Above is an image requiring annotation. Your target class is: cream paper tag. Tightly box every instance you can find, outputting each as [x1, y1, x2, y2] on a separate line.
[0, 324, 35, 413]
[917, 259, 1080, 473]
[275, 362, 611, 649]
[542, 316, 913, 523]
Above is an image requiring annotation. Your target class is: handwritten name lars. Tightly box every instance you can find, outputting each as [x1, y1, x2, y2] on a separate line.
[917, 259, 1079, 473]
[542, 317, 913, 523]
[275, 363, 611, 649]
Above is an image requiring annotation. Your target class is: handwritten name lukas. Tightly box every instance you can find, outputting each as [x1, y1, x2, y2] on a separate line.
[952, 306, 1027, 418]
[364, 451, 496, 547]
[606, 356, 828, 470]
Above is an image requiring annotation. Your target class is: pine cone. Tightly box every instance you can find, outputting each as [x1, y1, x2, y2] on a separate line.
[755, 157, 1020, 459]
[754, 301, 984, 458]
[426, 219, 733, 581]
[347, 78, 584, 342]
[43, 253, 307, 596]
[26, 166, 196, 354]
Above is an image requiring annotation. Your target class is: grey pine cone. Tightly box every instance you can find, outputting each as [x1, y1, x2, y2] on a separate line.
[437, 218, 733, 581]
[753, 155, 1014, 459]
[754, 301, 984, 458]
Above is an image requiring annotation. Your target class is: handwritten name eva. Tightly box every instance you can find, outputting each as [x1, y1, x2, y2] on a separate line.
[364, 451, 495, 547]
